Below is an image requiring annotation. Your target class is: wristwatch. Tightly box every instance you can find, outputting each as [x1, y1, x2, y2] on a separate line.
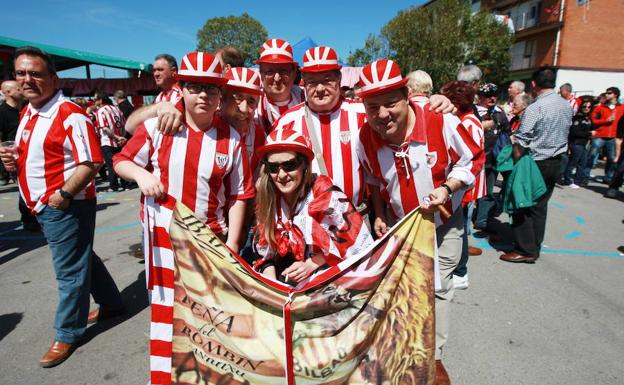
[441, 183, 453, 198]
[59, 189, 74, 200]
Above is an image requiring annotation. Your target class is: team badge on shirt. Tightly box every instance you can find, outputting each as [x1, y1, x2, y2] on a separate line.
[425, 151, 437, 168]
[215, 153, 229, 169]
[339, 131, 351, 145]
[22, 130, 31, 142]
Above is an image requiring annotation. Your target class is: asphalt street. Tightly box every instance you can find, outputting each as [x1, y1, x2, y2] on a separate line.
[0, 173, 622, 385]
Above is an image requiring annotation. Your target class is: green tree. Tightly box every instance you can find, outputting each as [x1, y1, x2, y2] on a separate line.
[196, 13, 268, 67]
[354, 0, 512, 89]
[347, 34, 389, 67]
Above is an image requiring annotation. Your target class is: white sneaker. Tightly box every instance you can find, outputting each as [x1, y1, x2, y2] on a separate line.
[453, 274, 469, 290]
[568, 183, 580, 189]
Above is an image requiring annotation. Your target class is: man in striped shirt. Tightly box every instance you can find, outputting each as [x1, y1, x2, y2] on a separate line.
[153, 53, 182, 104]
[255, 38, 305, 133]
[355, 59, 483, 385]
[94, 92, 129, 191]
[0, 46, 123, 368]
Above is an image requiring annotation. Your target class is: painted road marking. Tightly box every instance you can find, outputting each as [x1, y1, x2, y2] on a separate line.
[564, 231, 582, 240]
[575, 216, 586, 225]
[0, 221, 141, 241]
[550, 201, 566, 209]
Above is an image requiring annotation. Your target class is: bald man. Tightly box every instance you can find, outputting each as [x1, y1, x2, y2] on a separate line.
[0, 80, 24, 184]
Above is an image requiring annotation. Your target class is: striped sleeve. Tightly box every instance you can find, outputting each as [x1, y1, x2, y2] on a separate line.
[63, 109, 103, 164]
[113, 121, 153, 168]
[227, 140, 255, 200]
[444, 115, 482, 187]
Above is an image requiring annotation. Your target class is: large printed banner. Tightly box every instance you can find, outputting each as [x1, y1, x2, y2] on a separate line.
[168, 203, 436, 385]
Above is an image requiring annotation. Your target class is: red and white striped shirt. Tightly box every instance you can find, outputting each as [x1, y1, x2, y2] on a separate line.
[96, 104, 126, 148]
[155, 83, 182, 105]
[272, 98, 367, 206]
[460, 112, 487, 204]
[356, 101, 483, 226]
[255, 175, 373, 266]
[113, 114, 254, 232]
[15, 90, 102, 214]
[255, 85, 305, 133]
[566, 95, 579, 114]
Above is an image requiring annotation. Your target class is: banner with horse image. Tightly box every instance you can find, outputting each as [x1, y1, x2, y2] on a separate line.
[168, 202, 435, 385]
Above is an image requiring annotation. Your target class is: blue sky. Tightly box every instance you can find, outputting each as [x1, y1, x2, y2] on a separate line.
[4, 0, 425, 78]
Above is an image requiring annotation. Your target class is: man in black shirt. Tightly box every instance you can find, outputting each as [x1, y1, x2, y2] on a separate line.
[0, 80, 23, 184]
[113, 90, 134, 121]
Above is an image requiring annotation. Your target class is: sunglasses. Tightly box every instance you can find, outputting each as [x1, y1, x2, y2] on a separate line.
[606, 91, 614, 95]
[264, 157, 304, 174]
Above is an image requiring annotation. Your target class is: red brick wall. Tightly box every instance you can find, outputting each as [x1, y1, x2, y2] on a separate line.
[558, 0, 624, 69]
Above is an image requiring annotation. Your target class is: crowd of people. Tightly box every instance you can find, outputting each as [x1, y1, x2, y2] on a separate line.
[0, 40, 622, 385]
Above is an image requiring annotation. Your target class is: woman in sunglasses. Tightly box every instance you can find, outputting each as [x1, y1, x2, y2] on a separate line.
[253, 129, 373, 284]
[564, 100, 594, 188]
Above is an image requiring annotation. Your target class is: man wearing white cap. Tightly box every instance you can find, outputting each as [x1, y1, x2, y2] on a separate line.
[355, 59, 484, 385]
[113, 52, 254, 385]
[255, 38, 305, 132]
[273, 46, 455, 207]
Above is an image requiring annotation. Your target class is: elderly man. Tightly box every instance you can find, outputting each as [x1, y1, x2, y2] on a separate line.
[153, 53, 181, 104]
[0, 80, 23, 185]
[406, 70, 433, 106]
[273, 46, 454, 207]
[560, 83, 579, 114]
[113, 89, 134, 121]
[500, 67, 573, 263]
[255, 38, 305, 132]
[0, 46, 123, 367]
[505, 80, 526, 119]
[355, 59, 483, 385]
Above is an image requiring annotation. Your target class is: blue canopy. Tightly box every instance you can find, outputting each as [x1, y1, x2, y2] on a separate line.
[291, 37, 345, 67]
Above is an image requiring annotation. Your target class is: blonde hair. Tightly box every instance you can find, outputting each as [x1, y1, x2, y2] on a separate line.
[255, 153, 313, 250]
[406, 70, 433, 97]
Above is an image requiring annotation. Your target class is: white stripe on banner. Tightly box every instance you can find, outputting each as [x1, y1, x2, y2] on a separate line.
[150, 355, 172, 373]
[150, 286, 174, 306]
[153, 247, 174, 270]
[150, 321, 174, 342]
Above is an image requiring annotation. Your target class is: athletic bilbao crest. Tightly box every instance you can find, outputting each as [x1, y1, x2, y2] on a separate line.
[340, 131, 351, 145]
[22, 130, 31, 142]
[215, 153, 228, 169]
[425, 151, 437, 168]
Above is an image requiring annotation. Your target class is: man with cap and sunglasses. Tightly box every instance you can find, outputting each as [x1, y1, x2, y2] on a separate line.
[113, 52, 254, 385]
[272, 45, 456, 208]
[255, 38, 306, 133]
[355, 59, 484, 385]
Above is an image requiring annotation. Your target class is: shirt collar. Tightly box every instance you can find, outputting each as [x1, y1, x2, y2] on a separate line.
[537, 90, 556, 100]
[28, 90, 64, 119]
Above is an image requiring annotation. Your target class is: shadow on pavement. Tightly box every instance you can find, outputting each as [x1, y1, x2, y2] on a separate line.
[0, 219, 47, 266]
[0, 312, 23, 342]
[96, 202, 120, 211]
[79, 270, 148, 346]
[473, 217, 514, 251]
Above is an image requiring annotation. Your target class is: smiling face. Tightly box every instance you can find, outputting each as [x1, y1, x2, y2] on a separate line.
[153, 58, 176, 89]
[266, 151, 306, 202]
[362, 88, 410, 144]
[259, 63, 296, 102]
[14, 55, 58, 108]
[302, 70, 342, 113]
[221, 89, 259, 134]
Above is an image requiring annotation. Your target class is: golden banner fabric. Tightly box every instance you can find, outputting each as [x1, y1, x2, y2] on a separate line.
[169, 203, 435, 385]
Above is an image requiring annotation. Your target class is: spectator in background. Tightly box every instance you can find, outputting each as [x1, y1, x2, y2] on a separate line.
[560, 83, 579, 114]
[500, 67, 572, 264]
[457, 64, 483, 121]
[94, 92, 129, 192]
[113, 90, 134, 121]
[510, 94, 532, 133]
[73, 97, 88, 110]
[406, 69, 433, 106]
[474, 83, 511, 232]
[605, 112, 624, 198]
[584, 87, 624, 184]
[0, 80, 23, 185]
[152, 53, 181, 104]
[216, 46, 246, 75]
[440, 80, 487, 290]
[563, 100, 593, 188]
[504, 80, 526, 120]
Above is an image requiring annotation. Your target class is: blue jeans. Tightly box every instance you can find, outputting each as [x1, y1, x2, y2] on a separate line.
[564, 144, 587, 185]
[474, 168, 497, 229]
[584, 138, 616, 180]
[454, 203, 474, 277]
[37, 199, 123, 343]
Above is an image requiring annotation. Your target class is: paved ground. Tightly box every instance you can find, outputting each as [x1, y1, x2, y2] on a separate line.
[0, 173, 622, 385]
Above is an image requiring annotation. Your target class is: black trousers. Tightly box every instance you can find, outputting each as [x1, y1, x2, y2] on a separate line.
[102, 145, 128, 190]
[511, 156, 561, 258]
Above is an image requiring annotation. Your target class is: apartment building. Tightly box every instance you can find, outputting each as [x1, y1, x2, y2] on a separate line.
[478, 0, 624, 96]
